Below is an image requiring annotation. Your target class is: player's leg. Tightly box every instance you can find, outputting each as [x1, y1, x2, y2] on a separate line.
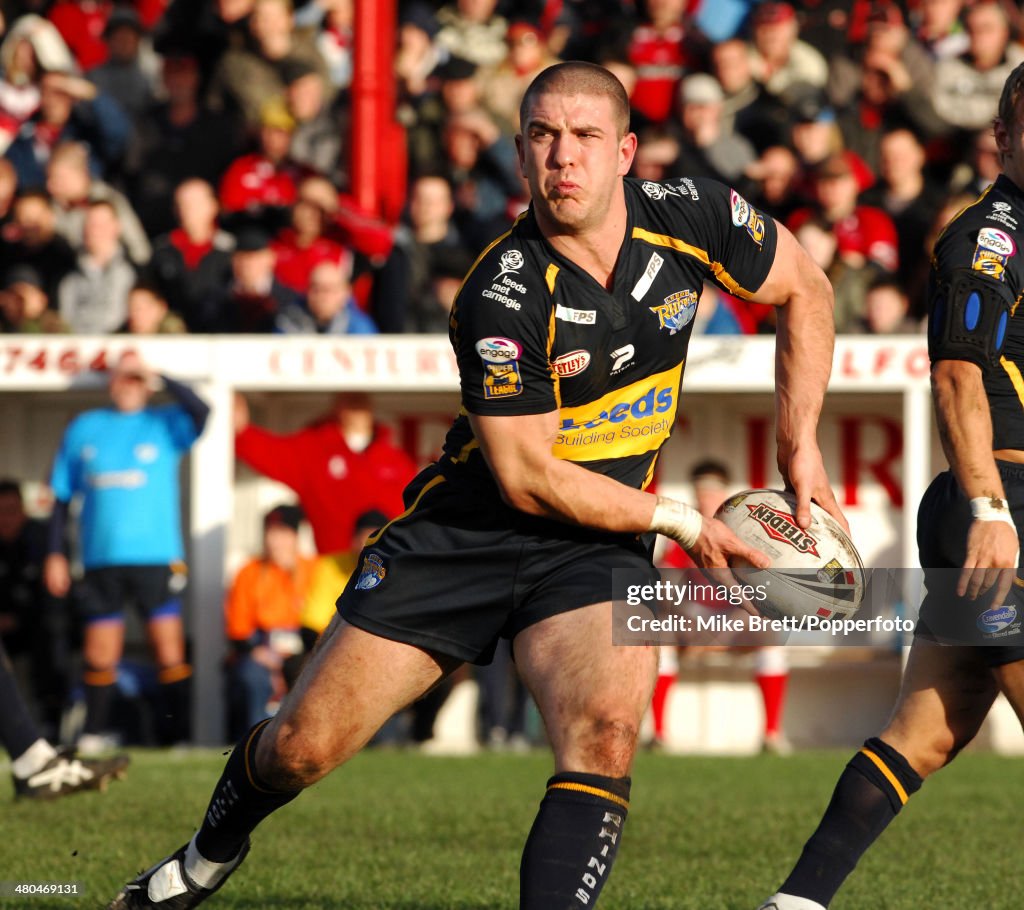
[761, 640, 997, 910]
[514, 601, 658, 909]
[992, 657, 1024, 726]
[108, 615, 458, 908]
[147, 611, 191, 744]
[79, 617, 125, 749]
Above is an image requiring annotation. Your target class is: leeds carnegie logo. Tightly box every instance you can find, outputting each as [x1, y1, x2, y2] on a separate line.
[746, 503, 820, 556]
[649, 289, 698, 334]
[494, 249, 524, 279]
[641, 181, 680, 201]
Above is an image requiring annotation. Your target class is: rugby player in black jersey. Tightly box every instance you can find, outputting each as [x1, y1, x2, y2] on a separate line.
[757, 62, 1024, 910]
[108, 61, 842, 910]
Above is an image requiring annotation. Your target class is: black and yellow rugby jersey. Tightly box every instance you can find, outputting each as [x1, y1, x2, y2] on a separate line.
[442, 176, 779, 491]
[928, 174, 1024, 450]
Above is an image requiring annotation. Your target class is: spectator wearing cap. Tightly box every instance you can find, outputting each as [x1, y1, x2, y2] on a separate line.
[233, 390, 418, 554]
[224, 503, 315, 738]
[194, 222, 297, 332]
[47, 141, 151, 265]
[670, 73, 756, 186]
[219, 96, 314, 224]
[931, 0, 1024, 132]
[4, 69, 131, 189]
[435, 0, 508, 70]
[395, 2, 442, 104]
[271, 175, 349, 294]
[118, 281, 187, 335]
[148, 178, 235, 322]
[0, 191, 76, 303]
[480, 20, 559, 137]
[0, 15, 75, 154]
[711, 37, 789, 152]
[280, 58, 342, 179]
[374, 173, 475, 332]
[788, 151, 899, 275]
[626, 0, 701, 127]
[87, 7, 156, 122]
[274, 260, 376, 335]
[125, 43, 244, 237]
[0, 265, 68, 333]
[749, 2, 828, 100]
[57, 199, 137, 334]
[206, 0, 330, 129]
[299, 508, 387, 644]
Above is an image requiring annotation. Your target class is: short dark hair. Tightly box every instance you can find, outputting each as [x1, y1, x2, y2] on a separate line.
[996, 61, 1024, 134]
[519, 61, 630, 137]
[690, 460, 730, 484]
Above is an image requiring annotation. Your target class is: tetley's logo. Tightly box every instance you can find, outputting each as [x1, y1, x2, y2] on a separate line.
[559, 383, 674, 432]
[355, 553, 387, 590]
[747, 503, 820, 556]
[650, 289, 697, 334]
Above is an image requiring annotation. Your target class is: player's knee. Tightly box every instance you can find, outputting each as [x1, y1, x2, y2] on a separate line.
[568, 712, 641, 776]
[257, 720, 336, 789]
[885, 726, 964, 778]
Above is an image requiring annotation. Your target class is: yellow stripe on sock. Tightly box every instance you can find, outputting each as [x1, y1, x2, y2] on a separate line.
[547, 781, 630, 811]
[860, 748, 908, 805]
[244, 719, 276, 794]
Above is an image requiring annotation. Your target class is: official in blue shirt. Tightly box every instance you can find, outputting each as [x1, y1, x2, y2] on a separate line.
[45, 352, 209, 751]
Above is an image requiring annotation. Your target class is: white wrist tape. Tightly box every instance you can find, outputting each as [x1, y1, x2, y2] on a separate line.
[649, 496, 703, 549]
[970, 497, 1016, 529]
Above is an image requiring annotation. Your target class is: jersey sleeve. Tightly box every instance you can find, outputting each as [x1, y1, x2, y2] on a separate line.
[158, 404, 202, 452]
[48, 417, 83, 502]
[927, 219, 1017, 369]
[450, 246, 558, 416]
[684, 179, 779, 298]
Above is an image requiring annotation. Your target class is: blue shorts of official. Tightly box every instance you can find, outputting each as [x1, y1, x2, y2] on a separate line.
[916, 462, 1024, 666]
[337, 465, 659, 665]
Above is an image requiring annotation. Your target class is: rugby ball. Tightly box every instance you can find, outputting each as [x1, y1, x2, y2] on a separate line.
[714, 489, 864, 622]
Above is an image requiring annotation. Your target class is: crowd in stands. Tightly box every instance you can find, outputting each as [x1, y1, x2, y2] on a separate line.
[0, 0, 1016, 336]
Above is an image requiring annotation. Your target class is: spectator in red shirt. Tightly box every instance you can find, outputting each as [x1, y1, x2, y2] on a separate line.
[627, 0, 700, 127]
[219, 96, 311, 226]
[271, 175, 349, 294]
[788, 151, 899, 274]
[233, 391, 418, 554]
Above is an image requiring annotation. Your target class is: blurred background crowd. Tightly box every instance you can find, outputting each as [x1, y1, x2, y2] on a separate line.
[0, 0, 1015, 340]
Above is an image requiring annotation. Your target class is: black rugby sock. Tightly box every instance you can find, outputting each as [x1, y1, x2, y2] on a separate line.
[82, 666, 117, 735]
[194, 720, 301, 862]
[779, 738, 922, 907]
[520, 771, 631, 909]
[156, 664, 192, 745]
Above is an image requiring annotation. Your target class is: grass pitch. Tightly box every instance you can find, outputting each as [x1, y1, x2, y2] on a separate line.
[3, 749, 1021, 909]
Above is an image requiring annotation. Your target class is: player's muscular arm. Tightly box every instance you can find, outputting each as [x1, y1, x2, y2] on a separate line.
[932, 358, 1019, 601]
[753, 221, 846, 531]
[469, 411, 769, 569]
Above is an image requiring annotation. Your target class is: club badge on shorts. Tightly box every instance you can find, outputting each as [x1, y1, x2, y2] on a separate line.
[355, 553, 387, 591]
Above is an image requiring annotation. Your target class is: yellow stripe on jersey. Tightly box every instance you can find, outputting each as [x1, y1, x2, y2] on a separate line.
[366, 474, 447, 545]
[553, 363, 683, 463]
[859, 747, 909, 805]
[545, 262, 559, 295]
[547, 304, 561, 408]
[631, 227, 755, 300]
[999, 356, 1024, 409]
